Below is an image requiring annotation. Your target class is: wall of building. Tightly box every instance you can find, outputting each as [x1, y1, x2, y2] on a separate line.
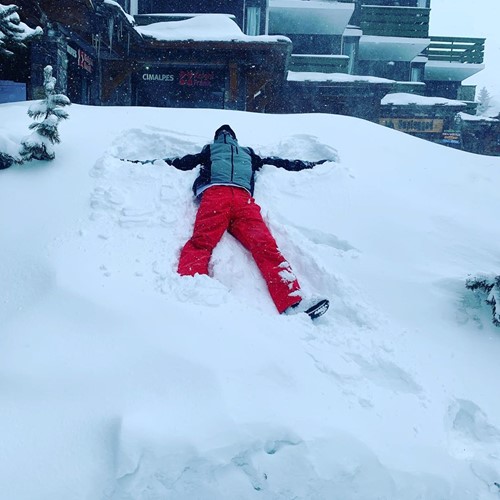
[274, 81, 394, 123]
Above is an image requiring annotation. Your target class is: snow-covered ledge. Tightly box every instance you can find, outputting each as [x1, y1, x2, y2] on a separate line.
[381, 93, 467, 107]
[135, 14, 290, 43]
[359, 35, 430, 62]
[269, 0, 355, 35]
[424, 61, 485, 82]
[288, 71, 394, 84]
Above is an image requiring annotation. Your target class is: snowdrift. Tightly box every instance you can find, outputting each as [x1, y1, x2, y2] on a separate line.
[1, 102, 500, 500]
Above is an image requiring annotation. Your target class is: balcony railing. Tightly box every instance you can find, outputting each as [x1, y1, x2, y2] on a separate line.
[424, 37, 485, 64]
[290, 54, 350, 74]
[360, 6, 430, 38]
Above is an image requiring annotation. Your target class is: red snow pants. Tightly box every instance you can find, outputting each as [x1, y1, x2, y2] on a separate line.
[177, 186, 302, 313]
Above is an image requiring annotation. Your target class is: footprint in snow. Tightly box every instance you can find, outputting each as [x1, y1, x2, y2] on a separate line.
[348, 353, 423, 395]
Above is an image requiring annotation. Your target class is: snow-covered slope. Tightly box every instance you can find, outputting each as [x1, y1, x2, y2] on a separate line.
[1, 102, 500, 500]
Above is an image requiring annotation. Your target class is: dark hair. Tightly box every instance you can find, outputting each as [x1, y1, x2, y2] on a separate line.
[214, 124, 237, 140]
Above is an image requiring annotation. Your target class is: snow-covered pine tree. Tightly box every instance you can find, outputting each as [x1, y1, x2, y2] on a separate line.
[476, 87, 492, 116]
[466, 275, 500, 327]
[19, 65, 71, 162]
[0, 3, 42, 56]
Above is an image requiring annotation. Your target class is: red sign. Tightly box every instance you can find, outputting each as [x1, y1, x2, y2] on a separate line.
[78, 50, 94, 74]
[178, 70, 216, 87]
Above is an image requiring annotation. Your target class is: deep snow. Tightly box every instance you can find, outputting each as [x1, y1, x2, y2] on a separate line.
[1, 102, 500, 500]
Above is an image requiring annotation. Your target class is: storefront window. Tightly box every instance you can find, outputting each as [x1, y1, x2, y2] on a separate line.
[135, 67, 226, 108]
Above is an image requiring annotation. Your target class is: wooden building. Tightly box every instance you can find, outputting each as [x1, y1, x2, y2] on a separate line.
[7, 0, 291, 111]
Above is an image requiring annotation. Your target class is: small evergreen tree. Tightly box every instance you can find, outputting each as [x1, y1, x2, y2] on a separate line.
[19, 65, 71, 162]
[466, 275, 500, 327]
[0, 3, 42, 56]
[476, 86, 492, 116]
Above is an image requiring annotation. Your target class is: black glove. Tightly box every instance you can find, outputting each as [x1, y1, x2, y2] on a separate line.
[163, 158, 174, 165]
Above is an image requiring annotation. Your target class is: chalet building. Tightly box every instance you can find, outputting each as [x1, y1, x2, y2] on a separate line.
[2, 0, 290, 111]
[1, 0, 496, 154]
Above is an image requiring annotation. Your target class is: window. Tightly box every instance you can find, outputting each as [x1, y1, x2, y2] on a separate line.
[343, 39, 357, 74]
[245, 7, 261, 36]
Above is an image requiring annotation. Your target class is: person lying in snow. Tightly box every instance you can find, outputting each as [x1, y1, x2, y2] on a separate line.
[166, 124, 330, 320]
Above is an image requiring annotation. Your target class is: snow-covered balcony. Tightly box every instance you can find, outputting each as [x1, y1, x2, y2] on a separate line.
[357, 5, 430, 62]
[290, 54, 349, 73]
[358, 35, 430, 62]
[423, 36, 485, 82]
[269, 0, 355, 35]
[424, 61, 485, 82]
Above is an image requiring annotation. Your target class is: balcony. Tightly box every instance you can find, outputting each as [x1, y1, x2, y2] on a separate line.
[360, 5, 430, 38]
[269, 0, 355, 35]
[290, 54, 350, 73]
[424, 37, 485, 64]
[423, 36, 485, 82]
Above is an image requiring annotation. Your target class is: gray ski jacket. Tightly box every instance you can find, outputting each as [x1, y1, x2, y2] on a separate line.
[168, 133, 321, 198]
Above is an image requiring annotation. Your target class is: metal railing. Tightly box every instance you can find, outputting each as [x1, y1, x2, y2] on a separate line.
[424, 37, 485, 64]
[360, 5, 430, 38]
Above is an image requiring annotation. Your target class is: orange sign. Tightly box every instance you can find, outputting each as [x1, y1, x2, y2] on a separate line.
[380, 118, 444, 134]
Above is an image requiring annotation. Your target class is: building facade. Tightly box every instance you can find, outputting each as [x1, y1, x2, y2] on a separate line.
[1, 0, 495, 154]
[267, 0, 485, 102]
[3, 0, 289, 111]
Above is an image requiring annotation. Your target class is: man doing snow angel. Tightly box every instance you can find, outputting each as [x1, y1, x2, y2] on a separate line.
[166, 125, 330, 320]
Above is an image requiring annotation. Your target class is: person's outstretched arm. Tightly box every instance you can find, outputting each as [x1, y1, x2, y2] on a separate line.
[250, 149, 331, 172]
[165, 145, 210, 171]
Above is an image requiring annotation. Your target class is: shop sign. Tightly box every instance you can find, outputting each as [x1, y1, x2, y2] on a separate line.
[441, 130, 461, 145]
[78, 49, 94, 73]
[141, 68, 221, 88]
[142, 73, 175, 82]
[178, 70, 216, 87]
[380, 118, 444, 134]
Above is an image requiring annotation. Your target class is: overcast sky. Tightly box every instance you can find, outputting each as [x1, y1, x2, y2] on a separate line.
[429, 0, 500, 95]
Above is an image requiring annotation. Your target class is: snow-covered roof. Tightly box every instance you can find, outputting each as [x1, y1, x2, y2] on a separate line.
[269, 0, 355, 35]
[103, 0, 136, 25]
[381, 92, 467, 107]
[359, 35, 430, 62]
[457, 112, 498, 122]
[288, 71, 394, 84]
[395, 81, 426, 86]
[135, 14, 290, 43]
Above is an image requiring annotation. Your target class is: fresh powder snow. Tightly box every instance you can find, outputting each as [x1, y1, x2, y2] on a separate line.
[1, 102, 500, 499]
[136, 14, 290, 44]
[381, 92, 467, 107]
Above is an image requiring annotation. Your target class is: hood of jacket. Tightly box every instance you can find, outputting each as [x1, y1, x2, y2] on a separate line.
[213, 131, 239, 148]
